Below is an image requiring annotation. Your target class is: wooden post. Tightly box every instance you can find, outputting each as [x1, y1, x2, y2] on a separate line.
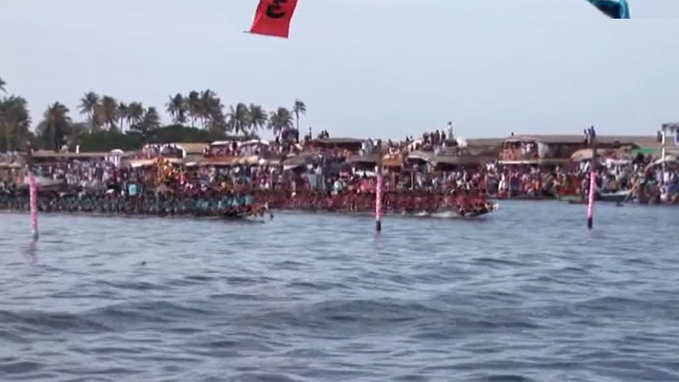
[376, 140, 383, 233]
[587, 135, 597, 230]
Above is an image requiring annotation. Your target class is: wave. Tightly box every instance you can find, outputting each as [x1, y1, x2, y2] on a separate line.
[100, 280, 170, 291]
[574, 296, 679, 316]
[0, 309, 110, 333]
[0, 300, 214, 335]
[226, 373, 302, 382]
[0, 361, 44, 375]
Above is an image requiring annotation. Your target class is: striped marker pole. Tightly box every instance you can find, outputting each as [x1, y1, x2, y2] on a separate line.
[587, 135, 597, 230]
[587, 170, 596, 230]
[29, 172, 39, 240]
[376, 140, 383, 233]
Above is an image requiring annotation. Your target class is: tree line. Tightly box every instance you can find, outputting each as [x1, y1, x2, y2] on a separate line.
[0, 75, 307, 152]
[163, 91, 305, 137]
[0, 76, 32, 153]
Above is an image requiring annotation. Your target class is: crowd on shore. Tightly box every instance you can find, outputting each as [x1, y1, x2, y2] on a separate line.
[1, 128, 678, 219]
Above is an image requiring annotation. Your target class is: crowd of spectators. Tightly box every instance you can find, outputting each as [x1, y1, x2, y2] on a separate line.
[2, 129, 679, 217]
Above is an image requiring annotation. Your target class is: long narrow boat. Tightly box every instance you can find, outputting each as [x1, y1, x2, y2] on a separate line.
[393, 201, 499, 218]
[567, 190, 631, 204]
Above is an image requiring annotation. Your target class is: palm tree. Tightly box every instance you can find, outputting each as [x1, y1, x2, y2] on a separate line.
[0, 98, 10, 152]
[206, 95, 225, 133]
[268, 107, 293, 138]
[130, 104, 160, 140]
[79, 91, 100, 130]
[293, 99, 306, 132]
[248, 104, 268, 133]
[0, 99, 8, 152]
[126, 102, 144, 130]
[0, 76, 6, 93]
[144, 107, 161, 128]
[117, 101, 128, 132]
[166, 93, 187, 125]
[187, 90, 200, 128]
[65, 122, 89, 148]
[207, 108, 227, 136]
[199, 89, 220, 129]
[227, 103, 250, 135]
[207, 92, 223, 117]
[39, 102, 71, 151]
[141, 106, 160, 138]
[132, 106, 161, 140]
[0, 96, 30, 152]
[101, 95, 118, 130]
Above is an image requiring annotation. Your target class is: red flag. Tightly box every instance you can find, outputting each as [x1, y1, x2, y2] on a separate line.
[250, 0, 298, 38]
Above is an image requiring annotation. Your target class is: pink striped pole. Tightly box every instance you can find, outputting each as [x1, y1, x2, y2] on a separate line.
[586, 170, 595, 230]
[375, 139, 383, 232]
[28, 173, 39, 240]
[376, 173, 383, 232]
[587, 133, 597, 230]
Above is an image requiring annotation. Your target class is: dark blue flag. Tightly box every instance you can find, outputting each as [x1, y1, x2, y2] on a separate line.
[588, 0, 631, 19]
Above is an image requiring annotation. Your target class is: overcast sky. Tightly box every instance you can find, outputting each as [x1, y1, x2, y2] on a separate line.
[1, 0, 678, 138]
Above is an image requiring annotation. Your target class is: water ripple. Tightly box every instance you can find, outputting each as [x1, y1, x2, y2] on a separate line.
[1, 202, 679, 381]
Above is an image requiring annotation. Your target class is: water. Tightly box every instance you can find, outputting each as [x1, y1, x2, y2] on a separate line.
[1, 201, 678, 382]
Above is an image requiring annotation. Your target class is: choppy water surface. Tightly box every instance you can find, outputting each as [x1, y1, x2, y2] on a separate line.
[1, 201, 678, 381]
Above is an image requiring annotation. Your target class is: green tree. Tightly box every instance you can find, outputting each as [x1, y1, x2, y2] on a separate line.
[293, 99, 306, 133]
[148, 125, 219, 144]
[166, 93, 187, 125]
[268, 107, 293, 138]
[76, 129, 144, 152]
[195, 90, 226, 132]
[79, 91, 101, 131]
[248, 104, 268, 133]
[187, 90, 200, 128]
[131, 106, 160, 141]
[38, 102, 71, 151]
[0, 76, 6, 93]
[208, 93, 225, 127]
[126, 102, 144, 130]
[101, 95, 118, 130]
[227, 103, 250, 135]
[199, 89, 220, 129]
[143, 107, 161, 130]
[117, 101, 128, 132]
[0, 96, 31, 152]
[65, 122, 90, 148]
[207, 107, 227, 136]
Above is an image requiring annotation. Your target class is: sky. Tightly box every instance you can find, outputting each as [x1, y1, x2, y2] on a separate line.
[1, 0, 678, 139]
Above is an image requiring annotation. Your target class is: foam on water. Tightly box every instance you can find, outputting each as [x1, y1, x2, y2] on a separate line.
[1, 201, 679, 381]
